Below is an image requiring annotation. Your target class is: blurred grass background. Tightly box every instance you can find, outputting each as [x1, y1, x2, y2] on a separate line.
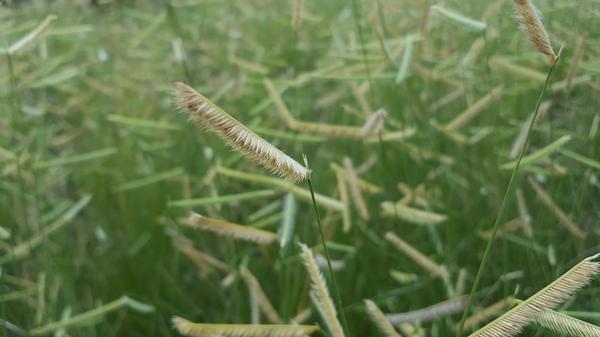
[1, 0, 599, 336]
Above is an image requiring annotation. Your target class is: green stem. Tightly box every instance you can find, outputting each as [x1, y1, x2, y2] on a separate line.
[306, 177, 350, 337]
[29, 296, 153, 335]
[454, 52, 562, 337]
[350, 0, 375, 101]
[163, 0, 193, 83]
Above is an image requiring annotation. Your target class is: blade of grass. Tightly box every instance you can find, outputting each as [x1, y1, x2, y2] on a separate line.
[30, 296, 154, 335]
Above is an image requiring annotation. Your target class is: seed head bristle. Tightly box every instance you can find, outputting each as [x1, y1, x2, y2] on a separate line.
[469, 253, 600, 337]
[514, 0, 556, 63]
[299, 243, 345, 337]
[174, 82, 309, 182]
[536, 309, 600, 337]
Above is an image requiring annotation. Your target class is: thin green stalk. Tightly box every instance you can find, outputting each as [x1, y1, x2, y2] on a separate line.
[455, 50, 562, 337]
[29, 296, 153, 335]
[350, 0, 375, 101]
[163, 0, 193, 83]
[306, 175, 350, 337]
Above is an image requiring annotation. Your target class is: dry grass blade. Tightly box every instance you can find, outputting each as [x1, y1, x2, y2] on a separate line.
[456, 297, 514, 332]
[181, 213, 277, 245]
[8, 15, 57, 55]
[527, 177, 586, 239]
[263, 80, 365, 139]
[2, 195, 91, 264]
[443, 86, 503, 131]
[536, 309, 600, 337]
[263, 79, 296, 126]
[240, 267, 283, 324]
[216, 166, 344, 212]
[514, 0, 556, 63]
[385, 232, 449, 279]
[469, 253, 600, 337]
[365, 300, 402, 337]
[385, 297, 467, 325]
[343, 157, 369, 220]
[177, 243, 229, 277]
[290, 120, 365, 139]
[299, 243, 345, 337]
[335, 170, 352, 232]
[172, 317, 320, 337]
[290, 308, 312, 325]
[174, 82, 309, 182]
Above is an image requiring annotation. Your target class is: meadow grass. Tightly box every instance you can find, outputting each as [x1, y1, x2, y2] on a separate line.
[1, 0, 599, 336]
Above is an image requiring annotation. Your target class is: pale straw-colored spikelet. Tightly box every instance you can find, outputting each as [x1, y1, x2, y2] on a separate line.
[290, 307, 312, 325]
[352, 82, 372, 116]
[299, 243, 345, 337]
[172, 317, 320, 337]
[385, 297, 467, 325]
[334, 170, 352, 232]
[8, 15, 58, 55]
[469, 253, 600, 337]
[177, 243, 229, 276]
[514, 0, 556, 63]
[456, 297, 514, 332]
[290, 120, 365, 139]
[535, 309, 600, 337]
[181, 212, 277, 245]
[174, 82, 309, 182]
[455, 268, 468, 295]
[263, 80, 365, 139]
[515, 188, 534, 238]
[442, 86, 503, 132]
[380, 202, 446, 226]
[527, 177, 586, 239]
[385, 232, 449, 279]
[263, 80, 296, 126]
[240, 266, 284, 324]
[479, 218, 528, 239]
[364, 300, 402, 337]
[361, 109, 387, 138]
[330, 163, 382, 194]
[343, 158, 370, 221]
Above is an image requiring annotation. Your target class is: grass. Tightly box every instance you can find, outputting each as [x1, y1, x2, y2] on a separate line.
[1, 0, 599, 336]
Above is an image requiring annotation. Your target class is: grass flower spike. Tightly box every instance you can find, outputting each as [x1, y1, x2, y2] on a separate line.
[174, 82, 309, 182]
[514, 0, 556, 63]
[469, 253, 600, 337]
[172, 317, 319, 337]
[299, 243, 345, 337]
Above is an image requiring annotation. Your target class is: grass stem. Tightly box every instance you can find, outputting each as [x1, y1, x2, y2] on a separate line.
[454, 48, 563, 337]
[306, 174, 350, 337]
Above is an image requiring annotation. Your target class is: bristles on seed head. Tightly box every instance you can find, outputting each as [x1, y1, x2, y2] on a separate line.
[514, 0, 556, 63]
[299, 243, 345, 337]
[173, 82, 310, 182]
[469, 253, 600, 337]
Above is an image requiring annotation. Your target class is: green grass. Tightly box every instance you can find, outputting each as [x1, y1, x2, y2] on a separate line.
[1, 1, 599, 336]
